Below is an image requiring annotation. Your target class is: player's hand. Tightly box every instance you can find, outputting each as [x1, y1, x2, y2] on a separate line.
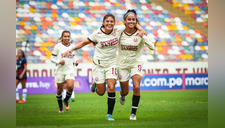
[65, 50, 73, 56]
[138, 30, 147, 37]
[59, 60, 65, 65]
[19, 74, 23, 79]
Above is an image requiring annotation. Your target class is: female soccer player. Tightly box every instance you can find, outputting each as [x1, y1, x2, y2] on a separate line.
[65, 13, 146, 121]
[117, 9, 155, 120]
[16, 49, 28, 103]
[50, 30, 76, 113]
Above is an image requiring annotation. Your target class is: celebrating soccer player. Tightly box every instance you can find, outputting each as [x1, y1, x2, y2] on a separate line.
[65, 12, 146, 121]
[117, 9, 155, 120]
[50, 30, 76, 113]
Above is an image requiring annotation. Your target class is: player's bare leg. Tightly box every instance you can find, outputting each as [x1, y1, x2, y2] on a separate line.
[64, 79, 74, 111]
[56, 83, 64, 113]
[106, 79, 116, 121]
[119, 81, 129, 105]
[95, 83, 106, 96]
[130, 74, 141, 120]
[16, 80, 20, 102]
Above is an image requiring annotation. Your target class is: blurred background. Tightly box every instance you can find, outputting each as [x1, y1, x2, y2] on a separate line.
[16, 0, 208, 64]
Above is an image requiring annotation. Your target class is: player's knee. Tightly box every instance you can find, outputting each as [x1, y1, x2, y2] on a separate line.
[97, 91, 105, 96]
[133, 85, 140, 91]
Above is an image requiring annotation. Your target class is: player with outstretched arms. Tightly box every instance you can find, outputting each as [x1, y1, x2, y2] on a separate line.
[50, 30, 76, 113]
[65, 13, 146, 121]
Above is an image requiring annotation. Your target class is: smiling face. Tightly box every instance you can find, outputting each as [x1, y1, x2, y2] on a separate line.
[124, 13, 137, 29]
[61, 32, 70, 45]
[102, 16, 115, 32]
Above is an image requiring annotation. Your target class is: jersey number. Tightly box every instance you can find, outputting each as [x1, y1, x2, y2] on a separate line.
[112, 68, 117, 75]
[138, 65, 142, 71]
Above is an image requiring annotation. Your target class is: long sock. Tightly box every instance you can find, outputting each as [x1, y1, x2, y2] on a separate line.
[71, 91, 75, 99]
[22, 89, 27, 101]
[131, 95, 140, 115]
[16, 88, 19, 100]
[56, 94, 63, 110]
[107, 92, 116, 115]
[64, 91, 72, 101]
[62, 89, 67, 100]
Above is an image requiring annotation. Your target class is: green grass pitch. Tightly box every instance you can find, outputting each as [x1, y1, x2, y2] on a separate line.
[16, 90, 208, 128]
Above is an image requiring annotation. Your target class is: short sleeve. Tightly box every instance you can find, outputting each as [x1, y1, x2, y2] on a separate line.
[23, 58, 27, 65]
[52, 44, 58, 56]
[142, 35, 155, 50]
[116, 25, 126, 33]
[88, 31, 97, 43]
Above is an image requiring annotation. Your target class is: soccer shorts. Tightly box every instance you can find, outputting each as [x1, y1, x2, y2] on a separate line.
[92, 63, 118, 84]
[55, 72, 75, 83]
[118, 64, 142, 82]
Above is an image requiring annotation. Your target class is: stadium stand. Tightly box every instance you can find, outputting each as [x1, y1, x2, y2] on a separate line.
[16, 0, 208, 63]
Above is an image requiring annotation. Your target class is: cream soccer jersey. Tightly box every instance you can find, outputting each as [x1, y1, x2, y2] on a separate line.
[117, 30, 154, 69]
[52, 43, 76, 74]
[88, 25, 125, 67]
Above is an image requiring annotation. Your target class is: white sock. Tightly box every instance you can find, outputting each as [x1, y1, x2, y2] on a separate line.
[22, 89, 27, 101]
[71, 91, 75, 99]
[62, 89, 67, 100]
[16, 88, 19, 100]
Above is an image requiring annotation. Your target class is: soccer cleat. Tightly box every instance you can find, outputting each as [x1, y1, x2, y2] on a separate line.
[129, 114, 137, 120]
[16, 99, 20, 103]
[64, 100, 70, 111]
[119, 94, 126, 105]
[58, 108, 64, 113]
[106, 114, 115, 121]
[91, 82, 97, 93]
[19, 100, 26, 103]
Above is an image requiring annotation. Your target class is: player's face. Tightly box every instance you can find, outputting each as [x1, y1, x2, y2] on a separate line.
[103, 17, 115, 32]
[124, 14, 136, 29]
[62, 32, 70, 45]
[17, 51, 22, 58]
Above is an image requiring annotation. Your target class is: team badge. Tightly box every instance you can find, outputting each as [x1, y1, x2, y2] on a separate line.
[134, 38, 138, 42]
[113, 32, 116, 36]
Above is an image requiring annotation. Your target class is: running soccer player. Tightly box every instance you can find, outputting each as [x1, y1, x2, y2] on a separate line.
[65, 13, 146, 121]
[16, 49, 28, 103]
[117, 9, 155, 120]
[50, 30, 76, 113]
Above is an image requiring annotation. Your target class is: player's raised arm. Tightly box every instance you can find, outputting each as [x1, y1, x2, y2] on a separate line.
[65, 39, 92, 56]
[143, 35, 155, 50]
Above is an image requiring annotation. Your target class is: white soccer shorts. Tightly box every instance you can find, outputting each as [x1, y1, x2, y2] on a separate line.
[55, 72, 75, 83]
[92, 63, 118, 84]
[118, 64, 142, 82]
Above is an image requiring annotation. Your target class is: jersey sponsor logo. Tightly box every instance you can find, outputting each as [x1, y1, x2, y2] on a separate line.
[121, 44, 138, 51]
[100, 37, 118, 48]
[61, 53, 73, 58]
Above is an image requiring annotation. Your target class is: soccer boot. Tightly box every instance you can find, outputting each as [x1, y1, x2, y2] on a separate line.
[91, 82, 97, 93]
[119, 94, 126, 105]
[106, 114, 115, 121]
[129, 114, 137, 120]
[64, 99, 70, 111]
